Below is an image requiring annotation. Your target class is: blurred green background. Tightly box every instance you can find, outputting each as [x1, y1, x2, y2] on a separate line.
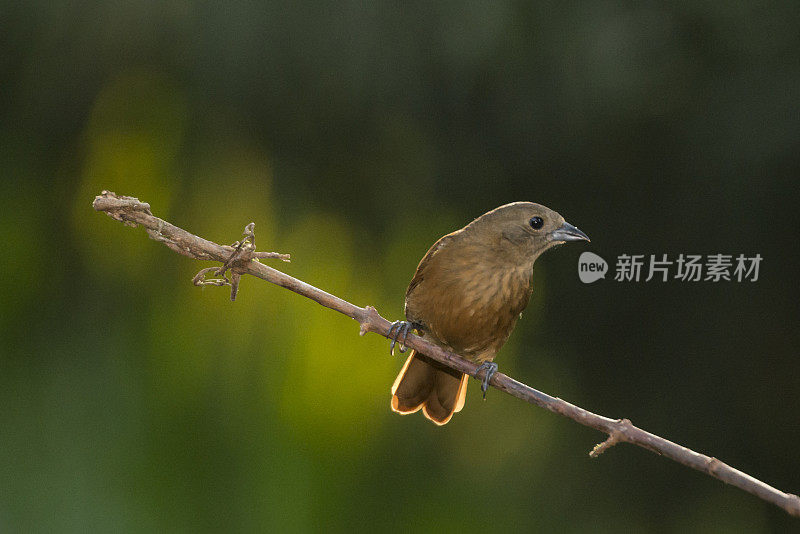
[2, 1, 799, 532]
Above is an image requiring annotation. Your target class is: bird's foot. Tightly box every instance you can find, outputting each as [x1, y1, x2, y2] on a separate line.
[388, 321, 418, 356]
[473, 361, 499, 399]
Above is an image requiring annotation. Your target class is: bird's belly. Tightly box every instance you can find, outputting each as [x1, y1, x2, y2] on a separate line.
[406, 261, 533, 363]
[426, 290, 526, 362]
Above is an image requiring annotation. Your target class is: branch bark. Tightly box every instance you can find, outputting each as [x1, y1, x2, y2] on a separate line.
[92, 190, 800, 518]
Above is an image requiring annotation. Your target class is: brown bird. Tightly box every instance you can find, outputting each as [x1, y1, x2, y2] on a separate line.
[389, 202, 589, 425]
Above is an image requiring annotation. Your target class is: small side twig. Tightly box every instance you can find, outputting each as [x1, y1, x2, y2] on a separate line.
[188, 221, 290, 300]
[92, 191, 800, 519]
[589, 419, 630, 458]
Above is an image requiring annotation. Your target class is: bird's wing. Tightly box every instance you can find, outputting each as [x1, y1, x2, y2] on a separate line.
[405, 232, 457, 301]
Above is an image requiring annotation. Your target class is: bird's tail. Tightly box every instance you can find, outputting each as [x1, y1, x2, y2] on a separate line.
[391, 350, 468, 425]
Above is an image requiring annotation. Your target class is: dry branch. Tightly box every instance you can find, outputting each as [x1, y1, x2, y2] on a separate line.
[92, 191, 800, 518]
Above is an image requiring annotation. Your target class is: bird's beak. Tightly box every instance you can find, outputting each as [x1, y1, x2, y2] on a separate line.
[549, 221, 590, 243]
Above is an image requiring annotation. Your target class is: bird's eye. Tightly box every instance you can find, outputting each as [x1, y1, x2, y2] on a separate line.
[529, 216, 544, 229]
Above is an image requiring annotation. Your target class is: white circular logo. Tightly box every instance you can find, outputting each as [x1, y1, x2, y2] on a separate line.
[578, 252, 608, 283]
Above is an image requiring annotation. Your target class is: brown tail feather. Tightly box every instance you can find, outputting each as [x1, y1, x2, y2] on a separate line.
[391, 351, 468, 425]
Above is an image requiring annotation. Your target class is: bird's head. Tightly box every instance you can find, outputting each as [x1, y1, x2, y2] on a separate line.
[467, 201, 590, 264]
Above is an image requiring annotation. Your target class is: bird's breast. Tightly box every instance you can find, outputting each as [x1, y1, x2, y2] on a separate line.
[406, 258, 533, 361]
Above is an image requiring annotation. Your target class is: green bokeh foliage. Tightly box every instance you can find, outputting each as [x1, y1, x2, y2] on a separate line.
[1, 2, 799, 532]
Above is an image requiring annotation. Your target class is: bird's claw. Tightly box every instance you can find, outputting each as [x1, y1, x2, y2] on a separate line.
[473, 361, 499, 399]
[388, 321, 415, 356]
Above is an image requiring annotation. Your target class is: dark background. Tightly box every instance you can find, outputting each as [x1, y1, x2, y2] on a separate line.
[2, 2, 799, 532]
